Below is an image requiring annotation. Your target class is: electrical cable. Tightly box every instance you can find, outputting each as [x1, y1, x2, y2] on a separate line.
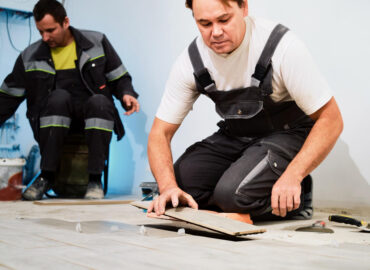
[28, 13, 32, 47]
[5, 11, 21, 52]
[5, 10, 33, 53]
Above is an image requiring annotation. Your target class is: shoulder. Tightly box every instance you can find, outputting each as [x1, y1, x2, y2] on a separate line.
[170, 42, 196, 82]
[165, 40, 199, 98]
[249, 16, 279, 39]
[80, 29, 104, 41]
[249, 16, 307, 67]
[157, 40, 200, 124]
[72, 27, 105, 44]
[21, 40, 44, 62]
[23, 39, 44, 52]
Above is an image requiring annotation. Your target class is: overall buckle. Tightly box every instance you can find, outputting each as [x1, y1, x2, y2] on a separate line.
[194, 68, 215, 92]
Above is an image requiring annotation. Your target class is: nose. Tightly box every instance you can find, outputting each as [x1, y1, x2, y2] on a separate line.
[212, 23, 223, 38]
[42, 33, 50, 42]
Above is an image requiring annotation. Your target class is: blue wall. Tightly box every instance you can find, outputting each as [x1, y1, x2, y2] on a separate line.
[0, 11, 39, 160]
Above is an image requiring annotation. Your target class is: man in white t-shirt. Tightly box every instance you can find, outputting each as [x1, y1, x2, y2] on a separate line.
[147, 0, 343, 220]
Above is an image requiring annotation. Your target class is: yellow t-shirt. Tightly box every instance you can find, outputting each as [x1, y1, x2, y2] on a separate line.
[51, 40, 77, 70]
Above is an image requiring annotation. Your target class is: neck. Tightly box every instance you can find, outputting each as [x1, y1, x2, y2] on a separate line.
[62, 28, 74, 47]
[235, 19, 247, 51]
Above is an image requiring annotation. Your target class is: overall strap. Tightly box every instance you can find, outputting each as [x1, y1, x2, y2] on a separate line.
[251, 24, 289, 95]
[188, 38, 217, 94]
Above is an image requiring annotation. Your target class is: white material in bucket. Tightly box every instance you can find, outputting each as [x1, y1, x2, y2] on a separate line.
[0, 158, 26, 189]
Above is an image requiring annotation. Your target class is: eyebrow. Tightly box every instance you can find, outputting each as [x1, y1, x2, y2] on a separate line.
[197, 13, 230, 23]
[44, 27, 56, 32]
[218, 13, 230, 20]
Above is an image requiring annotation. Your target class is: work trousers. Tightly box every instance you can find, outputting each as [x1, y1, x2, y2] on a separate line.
[31, 89, 115, 174]
[174, 126, 311, 218]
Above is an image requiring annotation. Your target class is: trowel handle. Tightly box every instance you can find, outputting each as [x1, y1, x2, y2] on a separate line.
[328, 215, 363, 227]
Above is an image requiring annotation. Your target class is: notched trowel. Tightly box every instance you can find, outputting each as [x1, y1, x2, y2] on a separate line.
[295, 220, 334, 233]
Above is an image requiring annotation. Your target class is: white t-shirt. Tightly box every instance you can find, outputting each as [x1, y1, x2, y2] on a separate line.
[156, 16, 332, 124]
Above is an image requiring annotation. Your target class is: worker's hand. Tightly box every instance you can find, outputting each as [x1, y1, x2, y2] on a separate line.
[271, 174, 302, 217]
[147, 186, 198, 216]
[122, 95, 140, 116]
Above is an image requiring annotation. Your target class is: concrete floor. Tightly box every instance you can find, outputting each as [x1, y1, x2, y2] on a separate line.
[0, 197, 369, 270]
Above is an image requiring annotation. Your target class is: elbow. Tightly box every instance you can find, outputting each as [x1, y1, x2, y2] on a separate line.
[336, 111, 344, 137]
[147, 118, 179, 154]
[338, 118, 344, 135]
[147, 126, 168, 154]
[330, 112, 344, 144]
[329, 97, 344, 138]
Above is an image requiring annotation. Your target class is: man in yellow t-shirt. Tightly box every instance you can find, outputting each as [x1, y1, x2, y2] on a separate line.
[0, 0, 139, 200]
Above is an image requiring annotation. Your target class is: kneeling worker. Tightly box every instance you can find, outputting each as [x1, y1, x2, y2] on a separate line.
[147, 0, 343, 219]
[0, 0, 139, 200]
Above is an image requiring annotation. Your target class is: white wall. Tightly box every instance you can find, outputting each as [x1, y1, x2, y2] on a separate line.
[248, 0, 370, 206]
[1, 0, 369, 205]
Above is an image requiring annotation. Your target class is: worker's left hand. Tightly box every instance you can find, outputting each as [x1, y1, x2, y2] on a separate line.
[271, 174, 302, 217]
[122, 95, 140, 116]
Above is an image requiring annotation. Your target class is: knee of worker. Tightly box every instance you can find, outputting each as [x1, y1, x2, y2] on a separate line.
[212, 179, 247, 212]
[174, 155, 194, 192]
[213, 179, 272, 213]
[213, 150, 286, 212]
[174, 160, 212, 206]
[45, 89, 72, 113]
[85, 94, 114, 119]
[174, 153, 209, 202]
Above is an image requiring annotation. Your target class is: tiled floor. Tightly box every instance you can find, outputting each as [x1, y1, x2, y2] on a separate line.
[0, 197, 369, 269]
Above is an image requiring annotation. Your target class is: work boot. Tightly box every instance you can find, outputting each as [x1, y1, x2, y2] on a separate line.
[291, 175, 313, 220]
[84, 181, 104, 200]
[22, 176, 51, 201]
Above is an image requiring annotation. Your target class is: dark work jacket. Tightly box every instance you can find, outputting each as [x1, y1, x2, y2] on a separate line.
[0, 26, 138, 140]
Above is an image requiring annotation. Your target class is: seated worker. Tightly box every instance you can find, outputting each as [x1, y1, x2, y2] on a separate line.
[147, 0, 343, 220]
[0, 0, 139, 200]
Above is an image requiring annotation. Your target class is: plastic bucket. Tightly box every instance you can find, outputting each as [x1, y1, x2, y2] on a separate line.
[0, 158, 26, 201]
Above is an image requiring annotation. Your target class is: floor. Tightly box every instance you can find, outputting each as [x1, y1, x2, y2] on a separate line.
[0, 197, 369, 270]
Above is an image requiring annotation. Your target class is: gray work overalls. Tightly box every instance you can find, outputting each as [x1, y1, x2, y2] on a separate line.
[174, 24, 314, 219]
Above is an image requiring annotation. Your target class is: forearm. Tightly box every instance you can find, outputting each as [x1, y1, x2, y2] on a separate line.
[283, 98, 343, 182]
[0, 93, 24, 125]
[147, 119, 180, 193]
[111, 73, 138, 102]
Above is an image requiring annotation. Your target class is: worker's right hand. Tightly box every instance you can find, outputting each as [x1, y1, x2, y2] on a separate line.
[147, 186, 198, 216]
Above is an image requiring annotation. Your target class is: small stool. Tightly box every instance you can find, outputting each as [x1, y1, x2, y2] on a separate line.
[53, 133, 108, 198]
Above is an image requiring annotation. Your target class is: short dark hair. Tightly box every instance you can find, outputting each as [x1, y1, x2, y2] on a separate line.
[33, 0, 67, 25]
[185, 0, 245, 9]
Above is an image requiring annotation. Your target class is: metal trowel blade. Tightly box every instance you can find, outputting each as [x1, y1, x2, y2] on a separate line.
[295, 226, 334, 233]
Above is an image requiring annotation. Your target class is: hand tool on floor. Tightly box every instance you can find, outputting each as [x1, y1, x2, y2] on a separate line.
[328, 215, 370, 232]
[295, 220, 334, 233]
[140, 182, 159, 201]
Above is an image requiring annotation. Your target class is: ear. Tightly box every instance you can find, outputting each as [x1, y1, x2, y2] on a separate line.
[243, 0, 248, 17]
[63, 17, 70, 29]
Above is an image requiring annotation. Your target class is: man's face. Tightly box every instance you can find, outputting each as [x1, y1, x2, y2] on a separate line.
[35, 14, 70, 48]
[193, 0, 248, 54]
